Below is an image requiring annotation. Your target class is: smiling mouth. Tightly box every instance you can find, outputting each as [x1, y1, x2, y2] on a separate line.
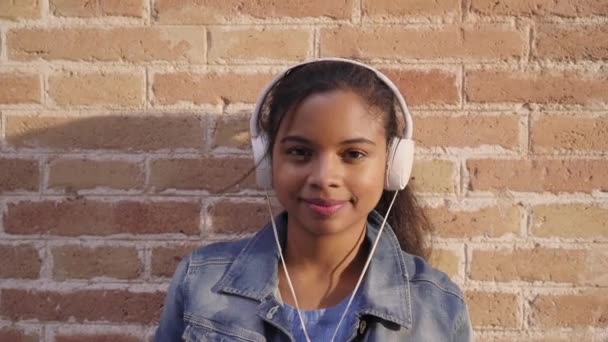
[302, 198, 348, 217]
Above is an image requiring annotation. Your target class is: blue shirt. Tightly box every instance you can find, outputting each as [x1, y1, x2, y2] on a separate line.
[283, 290, 360, 342]
[154, 211, 473, 341]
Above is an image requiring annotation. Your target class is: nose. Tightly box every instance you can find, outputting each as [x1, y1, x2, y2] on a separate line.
[308, 153, 342, 189]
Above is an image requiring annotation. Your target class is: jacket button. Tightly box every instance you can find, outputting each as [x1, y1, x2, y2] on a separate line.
[358, 320, 367, 335]
[266, 305, 279, 319]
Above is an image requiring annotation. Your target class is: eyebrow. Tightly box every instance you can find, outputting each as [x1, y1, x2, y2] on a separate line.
[280, 135, 376, 146]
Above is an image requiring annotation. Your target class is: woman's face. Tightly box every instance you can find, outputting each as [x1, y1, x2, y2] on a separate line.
[271, 89, 387, 237]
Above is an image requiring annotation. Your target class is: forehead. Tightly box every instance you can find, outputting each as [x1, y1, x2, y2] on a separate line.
[278, 90, 386, 143]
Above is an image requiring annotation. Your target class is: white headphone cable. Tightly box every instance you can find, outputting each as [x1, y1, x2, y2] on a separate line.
[265, 190, 400, 342]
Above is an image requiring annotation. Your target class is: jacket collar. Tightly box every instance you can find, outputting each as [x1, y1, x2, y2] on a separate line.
[213, 211, 413, 329]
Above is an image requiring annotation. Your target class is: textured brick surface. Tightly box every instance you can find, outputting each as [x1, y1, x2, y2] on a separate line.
[151, 245, 198, 277]
[6, 115, 204, 151]
[427, 206, 520, 238]
[416, 114, 519, 148]
[529, 291, 608, 328]
[0, 158, 39, 193]
[149, 157, 255, 192]
[152, 72, 272, 105]
[469, 0, 608, 17]
[0, 0, 41, 20]
[48, 72, 144, 107]
[0, 73, 41, 104]
[0, 244, 42, 279]
[0, 289, 164, 323]
[466, 291, 519, 328]
[466, 70, 608, 106]
[363, 0, 459, 17]
[153, 0, 354, 23]
[55, 334, 141, 342]
[410, 160, 456, 193]
[48, 158, 144, 191]
[534, 24, 608, 61]
[467, 159, 608, 193]
[51, 0, 144, 18]
[321, 25, 525, 61]
[52, 245, 142, 280]
[470, 247, 586, 283]
[208, 28, 311, 63]
[8, 28, 206, 63]
[531, 204, 608, 239]
[4, 200, 201, 236]
[0, 327, 39, 342]
[380, 69, 459, 106]
[531, 115, 608, 152]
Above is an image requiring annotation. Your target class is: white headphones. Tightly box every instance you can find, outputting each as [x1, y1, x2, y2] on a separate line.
[250, 58, 415, 191]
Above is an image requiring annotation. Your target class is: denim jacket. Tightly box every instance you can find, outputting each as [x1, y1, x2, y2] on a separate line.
[155, 211, 473, 341]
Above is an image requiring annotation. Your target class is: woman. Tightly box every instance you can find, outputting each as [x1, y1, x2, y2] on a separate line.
[155, 58, 472, 341]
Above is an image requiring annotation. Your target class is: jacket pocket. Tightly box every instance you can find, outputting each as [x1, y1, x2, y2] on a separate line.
[182, 315, 266, 342]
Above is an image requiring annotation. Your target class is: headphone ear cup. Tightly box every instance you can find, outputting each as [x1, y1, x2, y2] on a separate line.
[251, 136, 272, 189]
[385, 138, 415, 190]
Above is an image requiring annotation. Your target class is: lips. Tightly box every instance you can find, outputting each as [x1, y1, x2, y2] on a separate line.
[302, 198, 347, 217]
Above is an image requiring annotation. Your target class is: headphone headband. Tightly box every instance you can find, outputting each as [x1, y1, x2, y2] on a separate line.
[250, 57, 413, 141]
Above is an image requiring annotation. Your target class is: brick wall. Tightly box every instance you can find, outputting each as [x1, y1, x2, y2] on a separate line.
[1, 1, 607, 341]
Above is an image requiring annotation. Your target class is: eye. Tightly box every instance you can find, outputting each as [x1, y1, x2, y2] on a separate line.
[342, 150, 366, 161]
[285, 147, 312, 161]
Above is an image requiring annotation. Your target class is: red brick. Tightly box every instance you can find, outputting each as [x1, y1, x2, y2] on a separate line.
[467, 159, 608, 193]
[151, 245, 197, 277]
[466, 70, 608, 106]
[363, 0, 459, 18]
[212, 114, 251, 150]
[416, 114, 519, 148]
[152, 72, 272, 105]
[0, 73, 41, 104]
[0, 0, 41, 20]
[55, 334, 140, 342]
[470, 0, 608, 17]
[535, 24, 608, 61]
[153, 0, 354, 23]
[426, 206, 520, 238]
[149, 157, 255, 193]
[0, 244, 41, 279]
[48, 72, 144, 107]
[51, 0, 144, 18]
[208, 28, 312, 63]
[4, 199, 201, 236]
[52, 245, 142, 280]
[0, 327, 38, 342]
[530, 291, 608, 328]
[531, 115, 608, 153]
[0, 158, 39, 193]
[49, 158, 144, 191]
[6, 115, 204, 151]
[320, 25, 525, 61]
[208, 200, 276, 235]
[466, 291, 519, 328]
[532, 204, 608, 239]
[380, 69, 459, 106]
[8, 27, 205, 63]
[470, 247, 586, 283]
[0, 289, 164, 323]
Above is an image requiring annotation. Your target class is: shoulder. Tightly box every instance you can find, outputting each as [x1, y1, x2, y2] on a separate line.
[401, 252, 471, 339]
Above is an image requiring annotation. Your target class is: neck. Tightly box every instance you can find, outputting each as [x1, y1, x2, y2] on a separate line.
[284, 218, 367, 277]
